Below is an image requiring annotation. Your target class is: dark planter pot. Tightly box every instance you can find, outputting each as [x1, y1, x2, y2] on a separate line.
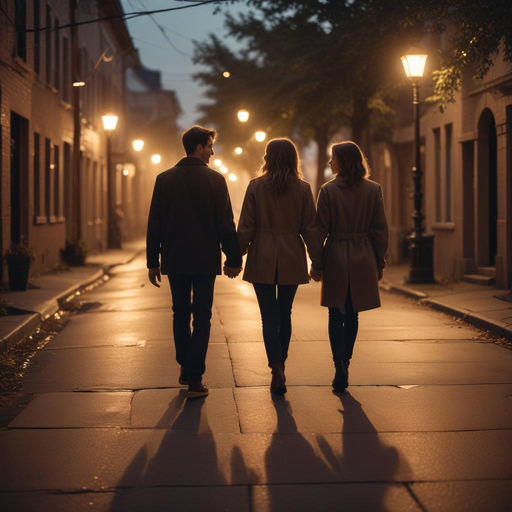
[7, 262, 31, 291]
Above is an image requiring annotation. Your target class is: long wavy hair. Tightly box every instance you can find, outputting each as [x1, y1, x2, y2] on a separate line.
[258, 138, 303, 195]
[332, 141, 371, 186]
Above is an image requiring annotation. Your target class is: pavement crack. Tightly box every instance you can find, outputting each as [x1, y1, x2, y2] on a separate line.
[404, 482, 428, 512]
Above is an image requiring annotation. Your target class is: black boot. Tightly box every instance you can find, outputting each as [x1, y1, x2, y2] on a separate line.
[332, 360, 348, 393]
[269, 362, 287, 395]
[344, 359, 351, 387]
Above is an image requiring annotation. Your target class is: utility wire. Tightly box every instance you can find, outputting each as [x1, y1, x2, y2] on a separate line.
[20, 1, 236, 33]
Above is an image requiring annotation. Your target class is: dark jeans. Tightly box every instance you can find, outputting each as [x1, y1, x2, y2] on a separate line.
[328, 286, 359, 363]
[253, 283, 298, 365]
[168, 274, 216, 381]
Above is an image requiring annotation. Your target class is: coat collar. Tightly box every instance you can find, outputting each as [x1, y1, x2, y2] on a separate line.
[176, 157, 208, 167]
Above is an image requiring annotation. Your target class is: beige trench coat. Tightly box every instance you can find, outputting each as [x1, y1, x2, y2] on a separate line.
[317, 177, 389, 312]
[238, 176, 323, 285]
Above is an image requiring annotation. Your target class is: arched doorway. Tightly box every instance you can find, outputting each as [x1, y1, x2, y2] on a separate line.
[476, 109, 498, 267]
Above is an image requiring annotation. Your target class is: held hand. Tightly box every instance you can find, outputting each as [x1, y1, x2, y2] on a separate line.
[148, 267, 161, 288]
[309, 267, 322, 282]
[377, 268, 384, 281]
[224, 265, 242, 279]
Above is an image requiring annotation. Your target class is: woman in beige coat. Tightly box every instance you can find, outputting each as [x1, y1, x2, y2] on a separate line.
[238, 138, 323, 395]
[313, 141, 389, 393]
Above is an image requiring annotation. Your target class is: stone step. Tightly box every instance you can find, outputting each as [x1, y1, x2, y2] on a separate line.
[476, 266, 496, 277]
[462, 274, 496, 286]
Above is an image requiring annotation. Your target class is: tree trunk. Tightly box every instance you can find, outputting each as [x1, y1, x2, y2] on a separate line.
[351, 98, 370, 146]
[315, 131, 329, 197]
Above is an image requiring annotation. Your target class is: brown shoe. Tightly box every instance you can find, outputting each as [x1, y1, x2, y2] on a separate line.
[269, 362, 287, 395]
[187, 381, 209, 399]
[179, 366, 188, 386]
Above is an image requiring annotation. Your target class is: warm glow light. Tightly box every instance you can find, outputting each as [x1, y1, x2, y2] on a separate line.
[123, 169, 129, 176]
[228, 173, 238, 182]
[255, 131, 266, 142]
[401, 46, 428, 78]
[235, 147, 243, 155]
[151, 154, 161, 164]
[237, 109, 249, 122]
[223, 71, 230, 78]
[213, 158, 222, 167]
[220, 165, 228, 174]
[132, 139, 144, 151]
[102, 113, 118, 131]
[73, 81, 85, 87]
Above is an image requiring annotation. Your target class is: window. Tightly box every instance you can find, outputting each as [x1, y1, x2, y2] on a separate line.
[433, 128, 441, 222]
[45, 6, 51, 84]
[54, 18, 60, 90]
[45, 138, 51, 217]
[15, 0, 27, 61]
[445, 123, 453, 222]
[34, 0, 40, 73]
[62, 37, 70, 102]
[54, 144, 60, 217]
[34, 133, 40, 216]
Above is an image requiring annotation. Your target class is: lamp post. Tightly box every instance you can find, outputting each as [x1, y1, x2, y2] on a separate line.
[401, 46, 435, 283]
[102, 113, 121, 249]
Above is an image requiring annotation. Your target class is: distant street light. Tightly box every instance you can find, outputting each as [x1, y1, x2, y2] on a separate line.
[123, 169, 129, 176]
[72, 81, 85, 87]
[151, 154, 161, 164]
[237, 109, 249, 122]
[223, 71, 230, 78]
[228, 173, 238, 182]
[255, 131, 266, 142]
[401, 46, 434, 283]
[132, 139, 144, 151]
[235, 147, 243, 155]
[220, 165, 228, 174]
[102, 113, 121, 249]
[213, 158, 222, 167]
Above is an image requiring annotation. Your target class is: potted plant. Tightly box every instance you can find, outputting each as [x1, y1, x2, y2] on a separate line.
[4, 238, 36, 291]
[61, 238, 88, 266]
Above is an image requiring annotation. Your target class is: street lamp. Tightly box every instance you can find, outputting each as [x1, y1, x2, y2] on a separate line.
[102, 113, 121, 249]
[237, 109, 249, 122]
[255, 131, 266, 142]
[228, 173, 238, 182]
[235, 147, 243, 155]
[132, 139, 144, 152]
[223, 71, 230, 78]
[220, 165, 228, 174]
[151, 154, 161, 164]
[213, 158, 222, 167]
[401, 46, 434, 283]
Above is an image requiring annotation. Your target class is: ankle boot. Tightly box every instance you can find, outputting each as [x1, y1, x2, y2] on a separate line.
[269, 362, 287, 395]
[344, 359, 350, 386]
[332, 360, 348, 393]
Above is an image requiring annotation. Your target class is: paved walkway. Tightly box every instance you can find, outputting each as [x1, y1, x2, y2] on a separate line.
[381, 265, 512, 341]
[0, 240, 145, 353]
[1, 253, 511, 511]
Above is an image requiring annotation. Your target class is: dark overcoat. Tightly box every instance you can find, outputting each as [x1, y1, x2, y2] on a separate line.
[146, 157, 242, 275]
[317, 177, 389, 312]
[237, 176, 323, 285]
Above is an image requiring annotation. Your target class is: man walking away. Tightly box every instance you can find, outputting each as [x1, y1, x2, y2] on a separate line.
[146, 125, 242, 398]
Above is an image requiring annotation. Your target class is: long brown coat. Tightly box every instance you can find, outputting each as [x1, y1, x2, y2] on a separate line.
[317, 177, 389, 312]
[238, 176, 323, 285]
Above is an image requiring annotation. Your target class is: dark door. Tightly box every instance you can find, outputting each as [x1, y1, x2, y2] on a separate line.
[488, 122, 498, 266]
[10, 112, 30, 244]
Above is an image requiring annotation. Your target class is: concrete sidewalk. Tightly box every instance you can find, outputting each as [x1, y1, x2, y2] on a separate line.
[0, 239, 145, 354]
[380, 264, 512, 341]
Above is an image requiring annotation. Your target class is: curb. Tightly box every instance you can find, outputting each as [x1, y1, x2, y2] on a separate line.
[0, 248, 144, 355]
[379, 281, 512, 341]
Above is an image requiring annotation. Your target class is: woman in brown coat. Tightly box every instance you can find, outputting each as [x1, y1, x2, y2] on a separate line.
[238, 138, 323, 395]
[313, 141, 389, 393]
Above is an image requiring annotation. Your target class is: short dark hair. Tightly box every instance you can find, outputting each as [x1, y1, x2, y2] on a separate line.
[182, 125, 217, 155]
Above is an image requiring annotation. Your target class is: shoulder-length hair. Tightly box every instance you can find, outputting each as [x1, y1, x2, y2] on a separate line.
[332, 141, 371, 186]
[258, 138, 303, 195]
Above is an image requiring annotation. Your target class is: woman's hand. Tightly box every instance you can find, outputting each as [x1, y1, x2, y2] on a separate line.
[309, 266, 322, 282]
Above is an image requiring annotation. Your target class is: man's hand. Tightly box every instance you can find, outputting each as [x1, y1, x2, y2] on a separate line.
[309, 267, 322, 282]
[148, 267, 161, 288]
[377, 268, 384, 281]
[224, 266, 242, 279]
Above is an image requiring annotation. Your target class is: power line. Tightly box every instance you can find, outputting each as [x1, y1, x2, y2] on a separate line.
[21, 1, 236, 33]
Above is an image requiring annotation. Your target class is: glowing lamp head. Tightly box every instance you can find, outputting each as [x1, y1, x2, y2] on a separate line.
[73, 81, 85, 87]
[151, 154, 161, 164]
[401, 46, 428, 79]
[223, 71, 230, 78]
[237, 109, 249, 122]
[220, 165, 228, 174]
[122, 169, 129, 176]
[132, 139, 144, 151]
[102, 113, 118, 131]
[255, 131, 266, 142]
[213, 158, 222, 167]
[228, 173, 238, 182]
[235, 147, 243, 155]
